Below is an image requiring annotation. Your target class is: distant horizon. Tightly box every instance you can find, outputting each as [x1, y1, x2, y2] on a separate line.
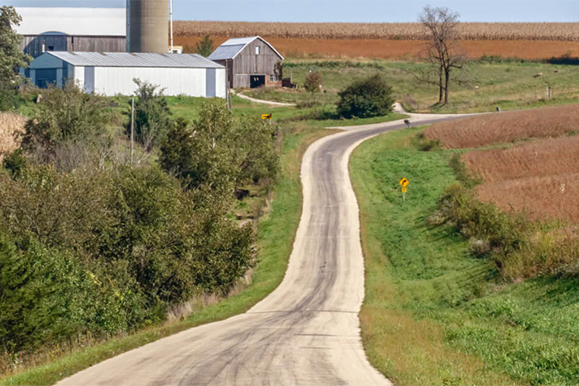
[1, 1, 578, 23]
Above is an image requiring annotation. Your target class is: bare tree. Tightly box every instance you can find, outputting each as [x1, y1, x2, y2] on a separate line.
[418, 6, 465, 105]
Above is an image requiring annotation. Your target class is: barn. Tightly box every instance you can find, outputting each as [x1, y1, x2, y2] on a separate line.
[209, 36, 284, 89]
[14, 7, 126, 59]
[29, 52, 226, 98]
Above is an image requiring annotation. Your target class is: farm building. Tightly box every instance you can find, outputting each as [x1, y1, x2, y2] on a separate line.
[209, 36, 284, 89]
[29, 52, 226, 98]
[13, 7, 127, 59]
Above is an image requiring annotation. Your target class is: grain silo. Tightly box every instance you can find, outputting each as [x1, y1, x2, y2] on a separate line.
[126, 0, 168, 53]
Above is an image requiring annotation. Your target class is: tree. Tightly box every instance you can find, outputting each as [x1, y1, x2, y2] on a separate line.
[304, 72, 322, 93]
[195, 35, 215, 57]
[0, 6, 31, 85]
[418, 6, 465, 105]
[337, 74, 394, 119]
[133, 79, 172, 151]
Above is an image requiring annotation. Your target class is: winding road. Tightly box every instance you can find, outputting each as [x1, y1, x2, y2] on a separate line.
[56, 114, 464, 386]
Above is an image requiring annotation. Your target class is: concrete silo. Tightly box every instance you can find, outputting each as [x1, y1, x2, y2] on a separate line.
[126, 0, 168, 53]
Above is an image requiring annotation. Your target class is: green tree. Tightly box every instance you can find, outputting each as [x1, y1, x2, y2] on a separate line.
[304, 72, 322, 93]
[21, 83, 112, 166]
[0, 6, 31, 85]
[195, 35, 215, 57]
[337, 74, 394, 119]
[133, 79, 172, 151]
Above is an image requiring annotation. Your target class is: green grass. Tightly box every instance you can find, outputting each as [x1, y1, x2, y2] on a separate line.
[247, 59, 579, 114]
[0, 98, 336, 386]
[350, 128, 579, 386]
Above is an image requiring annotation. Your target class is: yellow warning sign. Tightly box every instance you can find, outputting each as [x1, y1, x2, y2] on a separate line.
[261, 113, 272, 120]
[402, 186, 408, 193]
[399, 178, 409, 188]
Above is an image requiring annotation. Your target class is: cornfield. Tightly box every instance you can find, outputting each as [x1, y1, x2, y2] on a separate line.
[0, 112, 26, 161]
[174, 21, 579, 41]
[424, 104, 579, 149]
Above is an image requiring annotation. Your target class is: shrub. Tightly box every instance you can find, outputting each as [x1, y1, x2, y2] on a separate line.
[22, 83, 111, 156]
[2, 148, 27, 178]
[304, 72, 322, 93]
[337, 74, 394, 119]
[133, 79, 172, 151]
[195, 35, 214, 57]
[0, 83, 20, 112]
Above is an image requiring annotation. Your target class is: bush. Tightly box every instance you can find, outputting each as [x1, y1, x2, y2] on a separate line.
[0, 82, 20, 112]
[304, 72, 322, 93]
[337, 74, 394, 119]
[22, 83, 111, 153]
[133, 79, 172, 151]
[160, 104, 279, 193]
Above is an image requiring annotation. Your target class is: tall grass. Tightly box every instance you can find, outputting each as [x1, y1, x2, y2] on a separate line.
[0, 113, 25, 160]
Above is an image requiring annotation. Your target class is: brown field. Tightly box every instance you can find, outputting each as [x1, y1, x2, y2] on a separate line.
[424, 104, 579, 149]
[176, 36, 579, 60]
[463, 136, 579, 222]
[174, 21, 579, 41]
[0, 112, 25, 161]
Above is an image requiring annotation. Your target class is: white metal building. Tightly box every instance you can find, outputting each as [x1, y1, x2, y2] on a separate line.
[14, 8, 127, 58]
[29, 52, 226, 98]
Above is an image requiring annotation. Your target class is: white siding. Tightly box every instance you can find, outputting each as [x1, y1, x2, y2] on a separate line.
[92, 67, 222, 97]
[74, 66, 85, 87]
[215, 68, 226, 98]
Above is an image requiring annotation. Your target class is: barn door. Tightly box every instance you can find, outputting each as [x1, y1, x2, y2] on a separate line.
[84, 67, 95, 93]
[206, 68, 216, 97]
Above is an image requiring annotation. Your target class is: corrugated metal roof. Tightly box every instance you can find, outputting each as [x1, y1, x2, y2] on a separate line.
[14, 7, 126, 37]
[43, 52, 224, 69]
[208, 36, 284, 61]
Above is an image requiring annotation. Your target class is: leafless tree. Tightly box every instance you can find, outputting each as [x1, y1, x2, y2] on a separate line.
[418, 6, 465, 105]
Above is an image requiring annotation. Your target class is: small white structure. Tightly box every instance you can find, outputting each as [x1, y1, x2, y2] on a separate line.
[29, 52, 226, 98]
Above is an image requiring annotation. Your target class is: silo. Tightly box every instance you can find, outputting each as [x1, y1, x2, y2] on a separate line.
[126, 0, 168, 53]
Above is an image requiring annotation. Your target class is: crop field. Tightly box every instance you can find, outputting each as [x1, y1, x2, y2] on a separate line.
[465, 136, 579, 222]
[177, 36, 579, 60]
[424, 104, 579, 148]
[175, 21, 579, 60]
[0, 113, 25, 161]
[174, 21, 579, 41]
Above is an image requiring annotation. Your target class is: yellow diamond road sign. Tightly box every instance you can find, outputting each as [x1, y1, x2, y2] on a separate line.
[262, 113, 272, 120]
[399, 178, 409, 188]
[402, 186, 408, 193]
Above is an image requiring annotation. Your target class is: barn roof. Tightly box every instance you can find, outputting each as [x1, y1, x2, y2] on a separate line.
[40, 52, 224, 69]
[208, 36, 284, 61]
[13, 7, 126, 37]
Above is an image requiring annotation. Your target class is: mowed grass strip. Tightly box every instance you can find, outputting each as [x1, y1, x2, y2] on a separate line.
[0, 103, 335, 386]
[424, 104, 579, 148]
[350, 128, 579, 385]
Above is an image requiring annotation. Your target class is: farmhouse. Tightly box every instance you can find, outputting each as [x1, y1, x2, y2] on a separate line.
[29, 52, 226, 98]
[13, 8, 127, 59]
[209, 36, 284, 89]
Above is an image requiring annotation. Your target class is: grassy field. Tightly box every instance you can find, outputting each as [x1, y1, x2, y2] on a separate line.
[350, 127, 579, 386]
[242, 59, 579, 114]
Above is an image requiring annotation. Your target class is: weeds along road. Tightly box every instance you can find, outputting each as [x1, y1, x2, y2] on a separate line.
[56, 114, 464, 386]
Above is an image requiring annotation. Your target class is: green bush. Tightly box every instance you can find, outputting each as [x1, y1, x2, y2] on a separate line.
[337, 74, 394, 119]
[0, 82, 21, 112]
[304, 72, 322, 93]
[133, 79, 172, 150]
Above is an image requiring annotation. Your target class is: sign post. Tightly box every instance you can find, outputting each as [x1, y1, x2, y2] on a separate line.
[399, 178, 409, 202]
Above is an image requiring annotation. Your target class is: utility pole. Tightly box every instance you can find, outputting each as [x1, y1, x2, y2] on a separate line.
[169, 0, 174, 53]
[131, 97, 135, 163]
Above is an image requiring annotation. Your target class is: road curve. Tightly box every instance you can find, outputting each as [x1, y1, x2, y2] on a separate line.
[56, 115, 461, 386]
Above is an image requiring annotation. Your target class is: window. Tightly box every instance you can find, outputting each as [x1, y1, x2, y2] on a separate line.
[255, 46, 260, 55]
[47, 46, 54, 51]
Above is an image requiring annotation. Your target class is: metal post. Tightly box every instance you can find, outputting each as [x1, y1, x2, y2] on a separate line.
[131, 97, 135, 163]
[225, 60, 231, 109]
[169, 0, 174, 53]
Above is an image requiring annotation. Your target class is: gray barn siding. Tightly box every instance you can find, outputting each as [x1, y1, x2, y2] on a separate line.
[21, 35, 126, 59]
[230, 40, 282, 88]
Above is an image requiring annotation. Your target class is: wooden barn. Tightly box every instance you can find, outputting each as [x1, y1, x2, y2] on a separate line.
[209, 36, 284, 89]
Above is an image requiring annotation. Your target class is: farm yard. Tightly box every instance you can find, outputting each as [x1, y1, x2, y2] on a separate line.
[240, 60, 579, 114]
[175, 21, 579, 60]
